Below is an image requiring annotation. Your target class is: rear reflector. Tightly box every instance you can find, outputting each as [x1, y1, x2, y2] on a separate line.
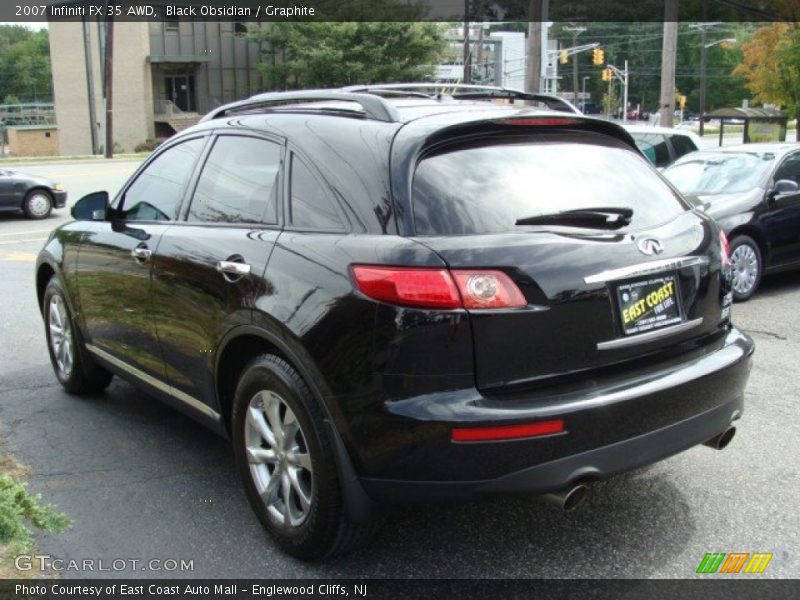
[350, 266, 461, 309]
[451, 419, 565, 442]
[351, 266, 527, 310]
[503, 117, 582, 127]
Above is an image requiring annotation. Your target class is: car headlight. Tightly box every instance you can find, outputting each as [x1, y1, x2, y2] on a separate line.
[52, 183, 63, 191]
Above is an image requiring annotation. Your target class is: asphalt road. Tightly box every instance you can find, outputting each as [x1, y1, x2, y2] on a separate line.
[0, 160, 798, 579]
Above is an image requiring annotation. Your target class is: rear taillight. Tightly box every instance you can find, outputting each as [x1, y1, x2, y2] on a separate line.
[450, 270, 527, 309]
[351, 266, 527, 310]
[720, 230, 731, 269]
[350, 266, 461, 309]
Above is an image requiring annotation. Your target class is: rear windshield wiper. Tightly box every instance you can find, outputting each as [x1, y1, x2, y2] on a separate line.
[515, 207, 633, 229]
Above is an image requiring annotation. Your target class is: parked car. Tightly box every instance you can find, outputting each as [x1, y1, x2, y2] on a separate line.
[624, 124, 703, 168]
[0, 168, 66, 219]
[663, 143, 800, 301]
[36, 87, 754, 560]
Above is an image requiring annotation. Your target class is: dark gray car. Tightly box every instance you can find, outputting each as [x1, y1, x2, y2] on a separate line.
[0, 168, 67, 219]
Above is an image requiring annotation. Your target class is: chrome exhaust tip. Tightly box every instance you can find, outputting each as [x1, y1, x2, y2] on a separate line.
[542, 483, 589, 512]
[703, 426, 736, 450]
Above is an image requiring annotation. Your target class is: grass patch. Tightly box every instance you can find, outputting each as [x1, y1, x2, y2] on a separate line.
[0, 446, 70, 578]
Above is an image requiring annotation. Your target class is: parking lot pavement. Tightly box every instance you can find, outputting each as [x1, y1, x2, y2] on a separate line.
[0, 162, 798, 579]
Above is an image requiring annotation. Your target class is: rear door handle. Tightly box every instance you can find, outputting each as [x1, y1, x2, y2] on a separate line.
[131, 245, 152, 263]
[216, 260, 251, 281]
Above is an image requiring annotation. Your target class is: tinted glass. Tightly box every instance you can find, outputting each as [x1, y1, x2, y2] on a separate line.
[669, 134, 698, 159]
[631, 133, 671, 167]
[412, 137, 686, 235]
[664, 152, 774, 195]
[121, 138, 204, 221]
[290, 157, 343, 229]
[774, 153, 800, 183]
[188, 136, 281, 224]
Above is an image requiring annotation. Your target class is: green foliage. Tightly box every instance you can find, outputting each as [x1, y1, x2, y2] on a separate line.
[0, 475, 70, 555]
[249, 22, 447, 89]
[0, 25, 52, 103]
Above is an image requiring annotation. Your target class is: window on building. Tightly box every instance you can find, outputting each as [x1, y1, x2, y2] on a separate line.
[289, 156, 344, 230]
[188, 136, 282, 224]
[164, 19, 179, 33]
[120, 138, 205, 221]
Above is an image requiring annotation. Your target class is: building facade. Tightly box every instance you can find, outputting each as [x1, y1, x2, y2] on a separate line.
[49, 20, 263, 155]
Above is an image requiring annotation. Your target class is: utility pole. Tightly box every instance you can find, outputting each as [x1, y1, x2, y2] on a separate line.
[623, 59, 629, 121]
[659, 0, 679, 128]
[463, 0, 471, 84]
[81, 18, 98, 155]
[563, 25, 586, 106]
[525, 0, 548, 93]
[103, 14, 114, 158]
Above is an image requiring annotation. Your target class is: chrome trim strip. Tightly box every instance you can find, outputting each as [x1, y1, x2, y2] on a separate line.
[86, 344, 221, 421]
[584, 256, 709, 285]
[597, 318, 704, 351]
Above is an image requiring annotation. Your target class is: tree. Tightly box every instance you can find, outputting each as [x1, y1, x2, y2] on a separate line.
[733, 23, 800, 139]
[0, 25, 52, 103]
[249, 23, 446, 90]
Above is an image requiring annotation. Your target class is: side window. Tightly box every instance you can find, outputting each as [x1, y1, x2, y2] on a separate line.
[669, 134, 698, 160]
[289, 155, 344, 230]
[633, 133, 671, 167]
[188, 136, 281, 224]
[774, 153, 800, 183]
[121, 138, 204, 221]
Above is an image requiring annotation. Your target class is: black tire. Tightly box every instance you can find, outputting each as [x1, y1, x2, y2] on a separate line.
[22, 189, 53, 220]
[729, 235, 763, 302]
[43, 276, 112, 394]
[232, 353, 373, 560]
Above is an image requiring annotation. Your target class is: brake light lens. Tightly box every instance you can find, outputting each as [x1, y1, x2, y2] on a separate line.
[503, 117, 581, 127]
[351, 266, 527, 310]
[350, 266, 461, 309]
[719, 230, 731, 269]
[452, 419, 565, 442]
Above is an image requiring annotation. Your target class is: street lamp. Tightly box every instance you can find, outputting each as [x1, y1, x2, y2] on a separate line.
[581, 76, 589, 112]
[696, 28, 736, 136]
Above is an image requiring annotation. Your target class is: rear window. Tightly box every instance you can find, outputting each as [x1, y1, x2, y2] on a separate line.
[412, 136, 687, 235]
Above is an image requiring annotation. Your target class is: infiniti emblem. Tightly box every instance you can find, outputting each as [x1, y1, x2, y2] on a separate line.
[637, 237, 665, 256]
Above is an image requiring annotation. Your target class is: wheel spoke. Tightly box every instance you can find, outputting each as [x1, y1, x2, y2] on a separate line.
[246, 447, 277, 464]
[281, 472, 292, 526]
[264, 394, 284, 449]
[247, 405, 276, 447]
[288, 468, 311, 511]
[260, 469, 281, 506]
[288, 451, 312, 471]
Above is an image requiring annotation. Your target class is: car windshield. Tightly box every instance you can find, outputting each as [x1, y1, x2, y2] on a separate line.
[663, 152, 774, 195]
[412, 135, 687, 235]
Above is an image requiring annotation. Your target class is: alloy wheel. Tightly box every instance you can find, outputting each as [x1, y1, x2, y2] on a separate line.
[245, 390, 314, 528]
[48, 295, 74, 379]
[730, 243, 759, 296]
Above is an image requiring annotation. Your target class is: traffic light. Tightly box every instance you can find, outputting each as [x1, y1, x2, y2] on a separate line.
[559, 50, 569, 65]
[592, 48, 605, 66]
[602, 68, 613, 82]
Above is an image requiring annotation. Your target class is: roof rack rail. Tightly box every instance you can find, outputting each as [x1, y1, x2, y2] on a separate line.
[200, 90, 401, 123]
[342, 83, 582, 114]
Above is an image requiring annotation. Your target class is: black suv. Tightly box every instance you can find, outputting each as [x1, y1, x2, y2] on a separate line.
[36, 84, 755, 560]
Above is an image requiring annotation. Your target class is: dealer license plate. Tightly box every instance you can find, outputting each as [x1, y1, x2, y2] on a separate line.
[616, 275, 683, 336]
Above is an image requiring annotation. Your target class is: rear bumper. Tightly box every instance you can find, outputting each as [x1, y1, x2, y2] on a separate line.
[354, 326, 754, 502]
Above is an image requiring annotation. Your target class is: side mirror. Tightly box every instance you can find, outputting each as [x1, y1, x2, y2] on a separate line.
[774, 179, 799, 195]
[71, 191, 109, 221]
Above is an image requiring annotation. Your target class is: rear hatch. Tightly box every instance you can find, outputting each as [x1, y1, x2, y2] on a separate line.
[404, 121, 730, 393]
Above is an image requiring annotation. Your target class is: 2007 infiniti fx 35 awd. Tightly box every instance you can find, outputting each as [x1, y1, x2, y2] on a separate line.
[36, 85, 754, 560]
